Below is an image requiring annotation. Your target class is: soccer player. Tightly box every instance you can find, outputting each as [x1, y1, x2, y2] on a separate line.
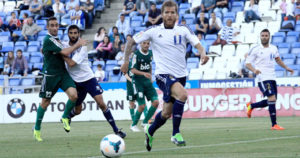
[121, 1, 209, 151]
[62, 25, 126, 138]
[245, 29, 294, 130]
[130, 40, 159, 132]
[33, 17, 86, 142]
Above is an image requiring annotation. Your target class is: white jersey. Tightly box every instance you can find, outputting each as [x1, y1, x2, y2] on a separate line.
[133, 23, 200, 78]
[245, 44, 279, 82]
[63, 42, 94, 82]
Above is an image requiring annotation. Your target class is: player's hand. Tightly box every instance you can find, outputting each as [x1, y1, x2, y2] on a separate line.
[254, 69, 261, 75]
[121, 62, 129, 74]
[77, 39, 87, 46]
[286, 68, 294, 75]
[200, 54, 209, 65]
[144, 73, 151, 79]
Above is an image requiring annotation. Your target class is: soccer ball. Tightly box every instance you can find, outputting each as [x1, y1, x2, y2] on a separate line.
[100, 134, 125, 158]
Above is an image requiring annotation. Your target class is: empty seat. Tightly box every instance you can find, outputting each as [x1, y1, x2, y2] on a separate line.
[9, 78, 20, 86]
[187, 57, 199, 63]
[209, 45, 222, 55]
[276, 70, 285, 77]
[106, 60, 118, 65]
[21, 77, 35, 86]
[278, 43, 290, 54]
[2, 42, 14, 52]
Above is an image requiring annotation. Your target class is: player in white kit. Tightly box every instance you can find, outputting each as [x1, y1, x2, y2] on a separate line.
[245, 29, 294, 130]
[121, 1, 209, 151]
[63, 25, 126, 138]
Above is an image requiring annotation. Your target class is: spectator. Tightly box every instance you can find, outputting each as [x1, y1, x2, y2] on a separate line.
[22, 13, 29, 25]
[41, 0, 54, 17]
[123, 0, 137, 17]
[188, 0, 202, 16]
[145, 3, 163, 27]
[296, 0, 300, 20]
[115, 44, 126, 66]
[280, 0, 287, 21]
[94, 27, 106, 49]
[0, 16, 5, 31]
[116, 14, 131, 38]
[2, 51, 14, 75]
[110, 26, 125, 43]
[112, 34, 123, 60]
[214, 0, 228, 16]
[94, 64, 105, 82]
[244, 0, 261, 23]
[285, 0, 296, 20]
[81, 0, 94, 28]
[201, 0, 216, 14]
[18, 0, 30, 11]
[70, 5, 84, 29]
[10, 50, 28, 77]
[208, 12, 222, 34]
[8, 12, 21, 33]
[66, 0, 79, 12]
[29, 0, 43, 20]
[192, 33, 207, 57]
[52, 0, 65, 23]
[180, 19, 186, 25]
[96, 35, 113, 61]
[136, 0, 150, 17]
[196, 12, 209, 35]
[19, 17, 42, 41]
[212, 19, 239, 46]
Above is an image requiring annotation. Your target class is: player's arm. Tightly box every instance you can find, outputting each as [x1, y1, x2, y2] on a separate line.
[64, 46, 87, 68]
[60, 39, 87, 56]
[275, 57, 294, 75]
[121, 38, 137, 73]
[63, 56, 76, 67]
[124, 73, 132, 82]
[131, 68, 151, 79]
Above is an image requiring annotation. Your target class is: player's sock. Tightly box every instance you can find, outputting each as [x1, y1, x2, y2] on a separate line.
[143, 106, 148, 116]
[129, 108, 135, 121]
[62, 99, 76, 118]
[132, 110, 142, 126]
[172, 100, 185, 136]
[148, 111, 167, 136]
[250, 99, 268, 109]
[35, 105, 46, 130]
[143, 106, 157, 124]
[103, 108, 118, 133]
[68, 108, 77, 119]
[268, 101, 277, 126]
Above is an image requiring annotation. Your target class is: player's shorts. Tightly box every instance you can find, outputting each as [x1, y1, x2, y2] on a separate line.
[258, 80, 277, 97]
[133, 78, 158, 106]
[39, 73, 76, 99]
[75, 78, 103, 106]
[155, 74, 186, 103]
[126, 80, 136, 101]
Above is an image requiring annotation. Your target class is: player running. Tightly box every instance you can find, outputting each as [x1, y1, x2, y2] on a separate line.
[130, 40, 159, 132]
[33, 17, 86, 141]
[62, 25, 126, 138]
[245, 29, 294, 130]
[121, 0, 208, 151]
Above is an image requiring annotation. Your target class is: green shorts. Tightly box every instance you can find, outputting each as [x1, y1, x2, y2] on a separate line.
[39, 73, 76, 99]
[126, 80, 135, 101]
[133, 78, 158, 106]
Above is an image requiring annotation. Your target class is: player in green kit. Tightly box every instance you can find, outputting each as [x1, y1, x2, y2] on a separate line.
[130, 40, 159, 132]
[33, 17, 87, 141]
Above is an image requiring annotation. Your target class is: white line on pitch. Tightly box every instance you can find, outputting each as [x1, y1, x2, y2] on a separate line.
[88, 135, 300, 158]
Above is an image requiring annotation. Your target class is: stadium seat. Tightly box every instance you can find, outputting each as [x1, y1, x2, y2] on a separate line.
[179, 3, 190, 10]
[277, 43, 290, 54]
[205, 34, 217, 40]
[27, 46, 39, 52]
[240, 23, 254, 34]
[235, 11, 244, 24]
[291, 42, 300, 54]
[187, 62, 198, 70]
[213, 57, 227, 69]
[106, 60, 118, 65]
[283, 58, 295, 65]
[224, 12, 235, 20]
[14, 46, 26, 53]
[0, 56, 3, 69]
[222, 44, 235, 58]
[188, 69, 203, 80]
[244, 33, 258, 44]
[202, 69, 216, 79]
[108, 71, 120, 82]
[38, 30, 48, 36]
[30, 56, 42, 63]
[33, 63, 43, 70]
[275, 65, 285, 71]
[209, 45, 222, 55]
[21, 77, 35, 86]
[0, 31, 11, 37]
[134, 26, 146, 34]
[9, 78, 20, 86]
[281, 53, 296, 59]
[276, 70, 285, 77]
[188, 24, 196, 32]
[36, 20, 47, 25]
[254, 22, 267, 35]
[216, 70, 227, 79]
[297, 58, 300, 65]
[93, 60, 105, 66]
[105, 64, 116, 72]
[0, 35, 9, 43]
[2, 42, 14, 52]
[281, 20, 295, 31]
[131, 20, 142, 28]
[119, 75, 127, 82]
[183, 14, 196, 25]
[187, 57, 199, 63]
[37, 36, 46, 42]
[13, 31, 22, 37]
[0, 75, 4, 86]
[272, 32, 285, 45]
[285, 35, 297, 44]
[15, 41, 27, 47]
[22, 52, 30, 61]
[62, 35, 69, 41]
[19, 10, 31, 20]
[295, 24, 300, 32]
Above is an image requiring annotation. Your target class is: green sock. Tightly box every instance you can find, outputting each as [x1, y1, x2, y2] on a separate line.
[143, 106, 148, 116]
[129, 108, 135, 121]
[143, 106, 157, 124]
[35, 105, 46, 130]
[62, 99, 76, 118]
[132, 111, 142, 126]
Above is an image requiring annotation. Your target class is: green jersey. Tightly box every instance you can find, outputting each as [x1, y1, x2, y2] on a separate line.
[42, 34, 66, 75]
[131, 49, 152, 79]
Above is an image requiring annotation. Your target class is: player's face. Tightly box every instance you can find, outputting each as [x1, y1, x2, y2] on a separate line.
[141, 41, 150, 52]
[260, 32, 270, 45]
[68, 29, 79, 44]
[162, 6, 177, 28]
[47, 20, 59, 36]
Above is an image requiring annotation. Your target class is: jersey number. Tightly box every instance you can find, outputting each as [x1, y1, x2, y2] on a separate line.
[174, 35, 182, 45]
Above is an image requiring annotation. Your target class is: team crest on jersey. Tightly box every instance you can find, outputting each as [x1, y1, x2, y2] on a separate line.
[136, 31, 144, 39]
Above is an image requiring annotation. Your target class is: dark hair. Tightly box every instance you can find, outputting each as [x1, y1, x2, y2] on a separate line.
[161, 0, 178, 14]
[126, 34, 132, 38]
[11, 12, 15, 15]
[24, 13, 28, 18]
[47, 16, 57, 26]
[112, 26, 118, 32]
[261, 29, 270, 35]
[97, 64, 102, 68]
[196, 32, 203, 36]
[68, 25, 80, 34]
[103, 35, 110, 45]
[150, 2, 156, 6]
[97, 27, 105, 35]
[181, 19, 186, 22]
[17, 49, 23, 53]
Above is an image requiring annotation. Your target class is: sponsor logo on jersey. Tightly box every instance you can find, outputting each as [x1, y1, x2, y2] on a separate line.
[140, 63, 150, 70]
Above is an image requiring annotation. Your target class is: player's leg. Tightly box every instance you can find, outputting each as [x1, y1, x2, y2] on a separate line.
[246, 82, 268, 118]
[142, 84, 159, 125]
[126, 81, 136, 121]
[68, 83, 87, 120]
[129, 101, 136, 121]
[268, 81, 284, 130]
[34, 98, 51, 141]
[130, 79, 145, 131]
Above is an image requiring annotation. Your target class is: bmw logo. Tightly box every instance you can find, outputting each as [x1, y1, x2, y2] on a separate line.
[7, 98, 25, 118]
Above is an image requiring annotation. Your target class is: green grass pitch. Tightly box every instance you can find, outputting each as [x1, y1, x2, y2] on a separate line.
[1, 117, 300, 158]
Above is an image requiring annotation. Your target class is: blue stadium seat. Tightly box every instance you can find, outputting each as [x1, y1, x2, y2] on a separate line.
[179, 3, 190, 10]
[0, 56, 3, 69]
[106, 60, 118, 65]
[38, 24, 46, 30]
[0, 31, 11, 37]
[297, 58, 300, 64]
[105, 64, 116, 72]
[285, 35, 297, 43]
[30, 56, 42, 63]
[36, 20, 47, 25]
[108, 71, 120, 82]
[291, 42, 300, 54]
[295, 24, 300, 32]
[281, 53, 295, 59]
[31, 52, 43, 58]
[131, 20, 142, 28]
[0, 75, 4, 85]
[283, 58, 295, 65]
[131, 15, 143, 21]
[183, 14, 195, 25]
[275, 70, 285, 77]
[187, 62, 198, 70]
[134, 26, 146, 34]
[93, 60, 105, 66]
[19, 10, 31, 20]
[119, 75, 126, 82]
[37, 36, 46, 42]
[27, 46, 39, 52]
[0, 36, 9, 43]
[21, 77, 35, 86]
[275, 65, 285, 71]
[14, 46, 26, 53]
[10, 88, 24, 94]
[28, 41, 40, 47]
[33, 62, 43, 70]
[9, 78, 20, 86]
[205, 34, 217, 40]
[38, 30, 48, 36]
[277, 43, 290, 54]
[272, 34, 285, 45]
[2, 42, 14, 52]
[188, 24, 196, 32]
[287, 31, 300, 38]
[187, 57, 199, 63]
[15, 41, 27, 47]
[22, 52, 30, 61]
[224, 12, 235, 20]
[281, 20, 295, 31]
[13, 31, 22, 37]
